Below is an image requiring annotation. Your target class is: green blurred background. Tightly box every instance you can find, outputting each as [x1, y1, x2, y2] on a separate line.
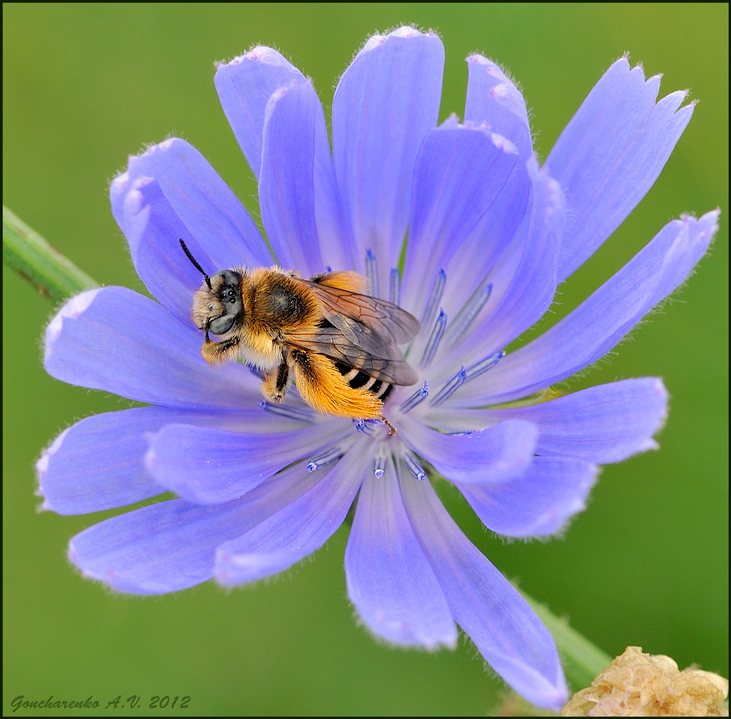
[3, 3, 727, 715]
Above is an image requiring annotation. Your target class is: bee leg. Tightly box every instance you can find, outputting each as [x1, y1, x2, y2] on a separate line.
[262, 361, 289, 403]
[201, 337, 239, 364]
[380, 416, 397, 436]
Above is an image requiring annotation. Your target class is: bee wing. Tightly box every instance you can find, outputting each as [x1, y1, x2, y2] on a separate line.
[286, 326, 419, 386]
[303, 279, 421, 357]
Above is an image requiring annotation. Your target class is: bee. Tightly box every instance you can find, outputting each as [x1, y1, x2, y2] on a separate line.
[180, 240, 420, 430]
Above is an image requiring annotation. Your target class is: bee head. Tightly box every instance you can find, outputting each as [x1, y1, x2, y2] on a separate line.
[180, 239, 245, 340]
[197, 269, 244, 336]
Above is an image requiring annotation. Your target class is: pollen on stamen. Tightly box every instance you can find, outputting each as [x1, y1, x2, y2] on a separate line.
[307, 445, 344, 472]
[420, 309, 447, 368]
[353, 418, 382, 436]
[400, 381, 429, 413]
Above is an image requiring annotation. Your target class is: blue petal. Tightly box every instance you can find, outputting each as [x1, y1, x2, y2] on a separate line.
[214, 441, 371, 586]
[68, 461, 323, 595]
[464, 55, 533, 160]
[312, 116, 357, 274]
[435, 158, 565, 374]
[430, 378, 667, 465]
[111, 140, 271, 322]
[400, 473, 568, 710]
[442, 53, 535, 319]
[44, 287, 257, 409]
[214, 46, 305, 178]
[398, 415, 537, 484]
[140, 139, 272, 268]
[110, 169, 199, 325]
[453, 211, 719, 407]
[458, 457, 598, 538]
[146, 420, 350, 505]
[345, 459, 457, 648]
[36, 406, 296, 515]
[436, 164, 531, 334]
[332, 27, 444, 291]
[495, 378, 667, 463]
[259, 81, 324, 274]
[546, 58, 694, 281]
[401, 119, 519, 318]
[452, 52, 535, 313]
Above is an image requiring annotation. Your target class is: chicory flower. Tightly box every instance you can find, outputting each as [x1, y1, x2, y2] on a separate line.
[38, 27, 717, 710]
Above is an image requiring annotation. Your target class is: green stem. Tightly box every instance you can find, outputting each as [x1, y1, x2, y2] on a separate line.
[3, 205, 99, 301]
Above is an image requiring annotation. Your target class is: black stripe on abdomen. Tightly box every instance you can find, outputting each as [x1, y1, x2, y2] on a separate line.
[334, 361, 392, 399]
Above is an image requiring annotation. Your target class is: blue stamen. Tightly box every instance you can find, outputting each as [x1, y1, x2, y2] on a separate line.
[373, 446, 388, 478]
[420, 309, 447, 368]
[259, 401, 315, 422]
[400, 381, 429, 413]
[366, 248, 379, 298]
[448, 284, 492, 342]
[389, 268, 401, 306]
[353, 418, 381, 436]
[465, 350, 506, 381]
[307, 445, 343, 472]
[421, 269, 446, 329]
[430, 366, 467, 407]
[402, 451, 426, 481]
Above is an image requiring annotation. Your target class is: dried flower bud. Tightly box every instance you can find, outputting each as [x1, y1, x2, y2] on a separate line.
[562, 646, 728, 716]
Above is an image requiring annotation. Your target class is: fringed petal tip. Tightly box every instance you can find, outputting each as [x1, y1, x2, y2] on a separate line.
[345, 465, 458, 649]
[43, 286, 257, 410]
[215, 44, 294, 71]
[549, 56, 700, 282]
[464, 54, 532, 159]
[357, 26, 440, 56]
[214, 45, 305, 180]
[460, 458, 599, 539]
[683, 208, 720, 236]
[34, 428, 70, 513]
[44, 290, 100, 366]
[67, 537, 144, 596]
[350, 607, 458, 651]
[332, 23, 444, 287]
[463, 208, 718, 408]
[400, 476, 569, 710]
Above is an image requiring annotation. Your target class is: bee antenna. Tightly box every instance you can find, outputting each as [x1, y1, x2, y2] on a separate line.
[179, 239, 212, 290]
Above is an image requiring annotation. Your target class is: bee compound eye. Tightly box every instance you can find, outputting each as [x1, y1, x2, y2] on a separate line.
[208, 314, 236, 335]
